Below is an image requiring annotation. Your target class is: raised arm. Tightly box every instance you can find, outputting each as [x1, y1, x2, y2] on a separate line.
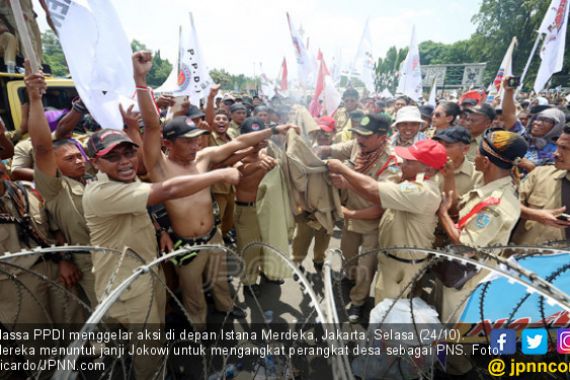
[133, 51, 163, 174]
[205, 84, 220, 127]
[24, 60, 57, 177]
[0, 117, 14, 159]
[148, 167, 240, 206]
[502, 77, 517, 131]
[206, 124, 298, 165]
[55, 98, 87, 139]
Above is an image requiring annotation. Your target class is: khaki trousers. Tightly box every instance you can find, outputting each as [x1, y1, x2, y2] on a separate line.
[291, 220, 331, 264]
[0, 32, 17, 66]
[374, 255, 423, 303]
[213, 190, 235, 235]
[175, 230, 233, 328]
[104, 266, 166, 380]
[0, 260, 83, 379]
[340, 226, 379, 306]
[235, 204, 263, 285]
[74, 253, 97, 309]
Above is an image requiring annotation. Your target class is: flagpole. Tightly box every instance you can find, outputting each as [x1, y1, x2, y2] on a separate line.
[517, 31, 543, 96]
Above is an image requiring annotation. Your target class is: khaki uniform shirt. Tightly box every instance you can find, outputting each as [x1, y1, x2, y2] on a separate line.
[333, 107, 359, 143]
[209, 132, 233, 195]
[331, 140, 400, 234]
[227, 121, 241, 139]
[466, 135, 483, 162]
[0, 184, 52, 279]
[34, 168, 90, 245]
[378, 177, 441, 251]
[11, 138, 34, 174]
[437, 159, 482, 198]
[511, 166, 566, 244]
[458, 176, 520, 247]
[83, 173, 157, 301]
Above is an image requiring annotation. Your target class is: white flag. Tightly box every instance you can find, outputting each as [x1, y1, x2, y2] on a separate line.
[154, 59, 179, 94]
[260, 73, 276, 99]
[534, 0, 569, 92]
[175, 13, 213, 105]
[397, 26, 422, 101]
[286, 13, 315, 87]
[322, 76, 341, 116]
[352, 19, 376, 92]
[427, 79, 437, 107]
[487, 37, 517, 103]
[46, 0, 134, 130]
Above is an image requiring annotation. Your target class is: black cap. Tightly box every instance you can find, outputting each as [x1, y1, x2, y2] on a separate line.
[419, 105, 434, 118]
[87, 129, 137, 158]
[433, 126, 472, 145]
[230, 103, 247, 113]
[464, 103, 496, 120]
[186, 105, 205, 119]
[240, 117, 266, 134]
[349, 110, 365, 121]
[349, 114, 391, 136]
[163, 116, 209, 140]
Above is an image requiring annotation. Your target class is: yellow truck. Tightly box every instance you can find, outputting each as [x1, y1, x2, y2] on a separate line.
[0, 72, 77, 131]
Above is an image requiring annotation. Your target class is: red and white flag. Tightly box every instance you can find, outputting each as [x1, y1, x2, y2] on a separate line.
[487, 37, 516, 103]
[309, 54, 340, 117]
[534, 0, 569, 92]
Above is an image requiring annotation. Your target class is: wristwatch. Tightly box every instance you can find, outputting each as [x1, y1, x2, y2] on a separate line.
[271, 125, 279, 135]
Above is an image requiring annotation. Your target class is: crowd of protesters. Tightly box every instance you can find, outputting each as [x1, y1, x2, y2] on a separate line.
[0, 45, 569, 377]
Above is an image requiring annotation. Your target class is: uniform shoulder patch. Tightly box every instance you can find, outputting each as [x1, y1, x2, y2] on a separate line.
[475, 212, 491, 229]
[399, 181, 421, 193]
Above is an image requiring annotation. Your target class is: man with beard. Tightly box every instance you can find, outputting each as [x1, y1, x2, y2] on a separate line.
[141, 52, 297, 327]
[319, 114, 400, 322]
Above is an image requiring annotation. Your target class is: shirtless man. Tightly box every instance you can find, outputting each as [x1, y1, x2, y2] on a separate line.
[138, 52, 296, 327]
[233, 118, 280, 296]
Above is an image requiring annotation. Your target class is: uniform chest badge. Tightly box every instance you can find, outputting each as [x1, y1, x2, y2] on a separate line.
[400, 182, 420, 193]
[475, 212, 491, 229]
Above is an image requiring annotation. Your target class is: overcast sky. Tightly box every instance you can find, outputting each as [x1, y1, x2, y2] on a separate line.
[32, 0, 481, 80]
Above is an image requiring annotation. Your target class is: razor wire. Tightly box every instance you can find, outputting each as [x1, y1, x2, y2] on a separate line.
[324, 243, 570, 380]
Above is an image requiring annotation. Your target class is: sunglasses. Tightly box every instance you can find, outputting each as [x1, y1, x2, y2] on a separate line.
[100, 148, 137, 162]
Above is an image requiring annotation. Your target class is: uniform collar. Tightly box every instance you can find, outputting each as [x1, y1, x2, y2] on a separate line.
[454, 158, 474, 177]
[470, 176, 512, 198]
[96, 172, 110, 183]
[553, 169, 568, 180]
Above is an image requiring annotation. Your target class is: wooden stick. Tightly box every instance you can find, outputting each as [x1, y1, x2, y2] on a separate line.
[8, 0, 40, 71]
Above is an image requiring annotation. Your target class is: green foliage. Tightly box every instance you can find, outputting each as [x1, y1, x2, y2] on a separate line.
[41, 30, 69, 77]
[374, 0, 570, 91]
[130, 40, 172, 87]
[209, 68, 256, 91]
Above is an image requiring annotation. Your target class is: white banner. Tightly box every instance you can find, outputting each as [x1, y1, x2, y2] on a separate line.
[46, 0, 134, 130]
[534, 0, 569, 92]
[397, 26, 422, 101]
[352, 19, 375, 92]
[175, 13, 213, 105]
[286, 13, 315, 87]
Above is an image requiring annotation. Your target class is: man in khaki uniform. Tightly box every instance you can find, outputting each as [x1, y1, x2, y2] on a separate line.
[463, 104, 495, 162]
[209, 109, 236, 236]
[328, 139, 447, 305]
[437, 129, 527, 375]
[333, 88, 362, 143]
[433, 126, 482, 247]
[25, 64, 96, 305]
[438, 129, 528, 321]
[511, 126, 570, 244]
[228, 103, 247, 138]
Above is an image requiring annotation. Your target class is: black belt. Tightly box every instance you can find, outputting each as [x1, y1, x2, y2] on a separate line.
[236, 201, 256, 207]
[385, 252, 430, 264]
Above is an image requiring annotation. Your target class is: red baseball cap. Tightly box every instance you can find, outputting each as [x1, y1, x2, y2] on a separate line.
[394, 139, 447, 170]
[317, 116, 336, 133]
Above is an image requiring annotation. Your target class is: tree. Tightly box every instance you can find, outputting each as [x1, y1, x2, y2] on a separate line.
[41, 30, 69, 77]
[130, 40, 172, 87]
